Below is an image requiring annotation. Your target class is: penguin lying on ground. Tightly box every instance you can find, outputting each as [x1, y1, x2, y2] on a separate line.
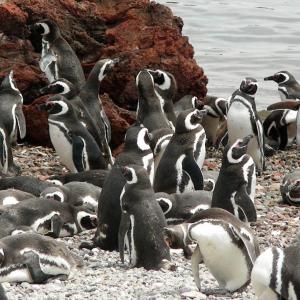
[0, 176, 55, 196]
[83, 126, 154, 251]
[41, 181, 101, 211]
[212, 134, 257, 222]
[264, 71, 300, 100]
[0, 198, 97, 238]
[280, 169, 300, 206]
[0, 71, 26, 175]
[267, 100, 300, 149]
[251, 231, 300, 299]
[48, 169, 109, 187]
[31, 19, 85, 90]
[263, 109, 297, 150]
[154, 108, 207, 194]
[119, 165, 174, 270]
[227, 77, 265, 174]
[39, 95, 107, 172]
[0, 189, 34, 207]
[155, 190, 212, 225]
[0, 232, 83, 283]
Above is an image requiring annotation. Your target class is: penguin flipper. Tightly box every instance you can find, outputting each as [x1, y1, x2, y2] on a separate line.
[228, 225, 258, 265]
[39, 52, 57, 72]
[235, 185, 257, 222]
[22, 250, 51, 283]
[191, 244, 203, 291]
[70, 134, 85, 172]
[15, 104, 26, 139]
[118, 212, 130, 263]
[182, 150, 204, 190]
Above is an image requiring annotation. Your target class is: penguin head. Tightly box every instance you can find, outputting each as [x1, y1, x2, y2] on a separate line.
[192, 96, 204, 110]
[33, 19, 61, 42]
[124, 126, 152, 152]
[136, 69, 156, 99]
[148, 69, 177, 101]
[120, 166, 138, 184]
[175, 108, 207, 133]
[226, 134, 253, 163]
[39, 79, 77, 97]
[0, 71, 20, 94]
[156, 195, 173, 214]
[264, 71, 295, 84]
[94, 58, 119, 82]
[288, 180, 300, 202]
[150, 128, 173, 155]
[38, 95, 71, 116]
[163, 225, 187, 249]
[75, 209, 98, 231]
[40, 186, 66, 202]
[121, 164, 152, 189]
[240, 77, 258, 95]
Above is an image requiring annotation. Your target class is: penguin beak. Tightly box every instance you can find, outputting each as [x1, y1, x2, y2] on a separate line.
[240, 134, 253, 146]
[264, 75, 275, 81]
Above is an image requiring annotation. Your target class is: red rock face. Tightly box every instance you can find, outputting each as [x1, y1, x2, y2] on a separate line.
[0, 0, 207, 149]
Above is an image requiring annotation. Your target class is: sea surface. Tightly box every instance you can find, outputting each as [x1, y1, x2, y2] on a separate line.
[157, 0, 300, 109]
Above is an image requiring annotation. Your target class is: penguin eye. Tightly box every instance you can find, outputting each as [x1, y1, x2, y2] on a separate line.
[278, 74, 286, 82]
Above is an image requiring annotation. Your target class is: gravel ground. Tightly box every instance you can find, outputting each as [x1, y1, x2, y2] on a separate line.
[4, 144, 300, 300]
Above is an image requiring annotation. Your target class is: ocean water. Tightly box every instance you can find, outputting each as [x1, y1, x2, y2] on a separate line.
[157, 0, 300, 109]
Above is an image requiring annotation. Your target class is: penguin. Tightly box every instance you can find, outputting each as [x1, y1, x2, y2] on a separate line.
[227, 77, 265, 173]
[202, 95, 228, 146]
[83, 125, 154, 251]
[40, 181, 101, 211]
[251, 232, 300, 300]
[119, 165, 173, 270]
[267, 100, 300, 149]
[264, 71, 300, 100]
[174, 95, 204, 117]
[263, 109, 297, 149]
[155, 190, 212, 224]
[154, 108, 207, 194]
[31, 19, 85, 89]
[0, 189, 34, 207]
[39, 95, 107, 172]
[136, 69, 174, 133]
[212, 135, 257, 223]
[48, 169, 109, 187]
[147, 69, 177, 126]
[0, 198, 97, 239]
[0, 71, 26, 175]
[0, 176, 55, 197]
[280, 169, 300, 206]
[0, 232, 82, 283]
[186, 208, 260, 293]
[39, 76, 113, 166]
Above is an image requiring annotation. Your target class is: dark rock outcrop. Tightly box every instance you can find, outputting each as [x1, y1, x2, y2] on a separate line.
[0, 0, 207, 149]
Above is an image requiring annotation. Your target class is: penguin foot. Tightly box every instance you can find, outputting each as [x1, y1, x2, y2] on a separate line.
[79, 241, 95, 250]
[159, 259, 176, 271]
[45, 274, 69, 283]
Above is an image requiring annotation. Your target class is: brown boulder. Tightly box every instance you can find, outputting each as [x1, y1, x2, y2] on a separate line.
[0, 0, 207, 149]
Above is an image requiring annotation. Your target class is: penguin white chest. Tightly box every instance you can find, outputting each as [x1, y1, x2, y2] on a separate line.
[48, 122, 77, 172]
[190, 223, 249, 291]
[227, 102, 253, 144]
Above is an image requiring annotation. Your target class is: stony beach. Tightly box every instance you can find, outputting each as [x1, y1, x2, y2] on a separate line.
[4, 144, 299, 300]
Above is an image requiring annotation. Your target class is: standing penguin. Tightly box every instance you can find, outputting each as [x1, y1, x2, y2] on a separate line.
[39, 95, 107, 172]
[154, 108, 207, 194]
[119, 165, 173, 270]
[227, 77, 265, 173]
[251, 232, 300, 299]
[83, 126, 154, 251]
[31, 19, 85, 89]
[148, 69, 177, 127]
[0, 71, 26, 175]
[136, 69, 174, 133]
[212, 135, 257, 223]
[187, 208, 260, 293]
[264, 71, 300, 100]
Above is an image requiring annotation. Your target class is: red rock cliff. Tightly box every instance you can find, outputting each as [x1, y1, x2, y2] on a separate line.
[0, 0, 207, 149]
